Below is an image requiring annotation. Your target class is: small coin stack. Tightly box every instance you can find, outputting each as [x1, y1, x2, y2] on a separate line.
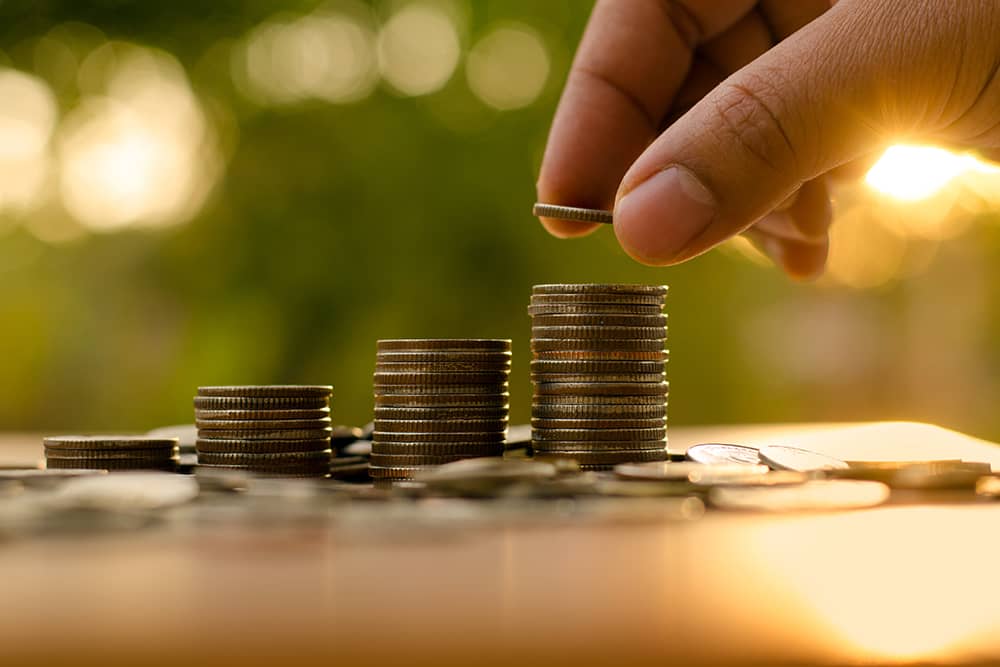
[371, 339, 511, 481]
[44, 436, 179, 471]
[194, 385, 333, 477]
[529, 284, 669, 470]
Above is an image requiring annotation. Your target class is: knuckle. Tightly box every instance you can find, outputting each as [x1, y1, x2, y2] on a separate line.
[709, 80, 800, 175]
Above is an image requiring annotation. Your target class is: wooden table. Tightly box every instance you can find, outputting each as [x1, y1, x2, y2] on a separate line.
[3, 426, 1000, 667]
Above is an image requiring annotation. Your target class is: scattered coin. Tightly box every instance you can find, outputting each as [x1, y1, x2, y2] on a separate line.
[759, 445, 849, 472]
[686, 443, 762, 466]
[709, 480, 890, 512]
[614, 461, 770, 483]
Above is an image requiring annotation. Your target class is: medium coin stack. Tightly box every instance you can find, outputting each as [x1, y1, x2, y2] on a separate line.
[529, 284, 669, 469]
[194, 385, 333, 477]
[372, 339, 511, 481]
[44, 436, 179, 471]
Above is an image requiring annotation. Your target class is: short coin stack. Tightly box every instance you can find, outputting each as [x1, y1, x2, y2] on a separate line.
[44, 436, 179, 471]
[371, 339, 511, 480]
[194, 385, 333, 477]
[529, 284, 669, 469]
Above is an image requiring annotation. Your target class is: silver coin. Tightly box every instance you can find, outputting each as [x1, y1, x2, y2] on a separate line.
[531, 403, 667, 419]
[532, 283, 667, 296]
[531, 326, 666, 340]
[686, 443, 761, 466]
[376, 339, 511, 352]
[531, 373, 666, 384]
[528, 303, 663, 316]
[532, 427, 666, 442]
[531, 293, 664, 307]
[531, 314, 667, 328]
[709, 479, 890, 512]
[532, 204, 613, 225]
[759, 445, 849, 472]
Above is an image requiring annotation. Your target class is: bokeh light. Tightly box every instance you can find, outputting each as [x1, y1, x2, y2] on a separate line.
[57, 44, 220, 231]
[377, 2, 461, 97]
[466, 24, 549, 110]
[0, 68, 57, 213]
[236, 7, 378, 106]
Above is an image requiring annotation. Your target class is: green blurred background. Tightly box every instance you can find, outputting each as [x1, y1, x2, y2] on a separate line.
[2, 0, 1000, 439]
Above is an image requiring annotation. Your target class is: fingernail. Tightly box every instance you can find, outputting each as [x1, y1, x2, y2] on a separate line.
[614, 166, 716, 264]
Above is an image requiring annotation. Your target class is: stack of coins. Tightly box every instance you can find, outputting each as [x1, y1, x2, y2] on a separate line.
[529, 284, 669, 469]
[194, 385, 333, 477]
[44, 436, 179, 471]
[371, 339, 511, 481]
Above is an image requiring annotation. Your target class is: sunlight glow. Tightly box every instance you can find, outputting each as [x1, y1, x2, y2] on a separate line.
[58, 45, 220, 231]
[466, 24, 549, 110]
[865, 145, 997, 201]
[377, 3, 460, 97]
[0, 68, 57, 213]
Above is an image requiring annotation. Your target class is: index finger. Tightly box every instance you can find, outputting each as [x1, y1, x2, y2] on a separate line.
[536, 0, 756, 238]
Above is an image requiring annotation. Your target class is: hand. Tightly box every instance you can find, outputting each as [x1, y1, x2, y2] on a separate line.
[536, 0, 1000, 279]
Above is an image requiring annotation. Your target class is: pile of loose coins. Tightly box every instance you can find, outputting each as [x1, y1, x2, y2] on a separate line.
[529, 284, 669, 469]
[44, 435, 179, 471]
[194, 385, 333, 477]
[370, 339, 511, 480]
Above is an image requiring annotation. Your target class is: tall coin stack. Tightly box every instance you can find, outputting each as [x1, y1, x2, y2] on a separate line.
[371, 339, 511, 481]
[529, 284, 669, 469]
[194, 385, 333, 477]
[44, 436, 179, 471]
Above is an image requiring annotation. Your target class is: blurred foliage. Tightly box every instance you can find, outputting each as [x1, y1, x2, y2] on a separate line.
[0, 0, 999, 443]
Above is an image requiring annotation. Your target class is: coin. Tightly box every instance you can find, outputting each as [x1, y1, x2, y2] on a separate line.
[531, 403, 667, 419]
[686, 443, 762, 466]
[531, 326, 666, 340]
[374, 360, 511, 372]
[370, 441, 503, 456]
[44, 448, 177, 461]
[197, 450, 332, 465]
[373, 430, 506, 444]
[46, 459, 176, 471]
[194, 408, 331, 421]
[374, 383, 509, 395]
[530, 314, 668, 328]
[195, 438, 333, 453]
[376, 339, 511, 352]
[832, 460, 991, 490]
[374, 419, 508, 433]
[373, 371, 510, 385]
[194, 418, 332, 430]
[368, 465, 433, 480]
[370, 453, 491, 467]
[530, 360, 666, 374]
[528, 303, 663, 316]
[197, 463, 330, 477]
[533, 382, 670, 396]
[375, 351, 512, 363]
[759, 445, 849, 472]
[374, 393, 510, 407]
[532, 394, 666, 405]
[531, 417, 666, 429]
[531, 293, 664, 307]
[534, 449, 667, 465]
[374, 405, 509, 420]
[614, 461, 769, 482]
[193, 396, 330, 410]
[709, 479, 890, 512]
[532, 427, 666, 442]
[532, 441, 666, 452]
[531, 339, 666, 352]
[196, 428, 332, 441]
[328, 457, 370, 480]
[532, 203, 613, 225]
[531, 373, 666, 384]
[43, 436, 180, 451]
[197, 385, 333, 397]
[533, 283, 668, 297]
[533, 349, 669, 361]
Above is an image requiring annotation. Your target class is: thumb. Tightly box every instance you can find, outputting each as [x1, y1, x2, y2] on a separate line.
[612, 2, 884, 266]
